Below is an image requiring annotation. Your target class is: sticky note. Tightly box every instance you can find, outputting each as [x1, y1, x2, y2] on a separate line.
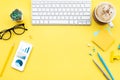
[92, 30, 115, 51]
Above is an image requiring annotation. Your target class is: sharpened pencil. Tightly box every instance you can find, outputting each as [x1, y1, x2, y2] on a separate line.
[0, 44, 14, 76]
[92, 59, 110, 80]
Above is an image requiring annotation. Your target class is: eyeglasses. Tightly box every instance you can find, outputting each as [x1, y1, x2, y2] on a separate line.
[0, 23, 28, 40]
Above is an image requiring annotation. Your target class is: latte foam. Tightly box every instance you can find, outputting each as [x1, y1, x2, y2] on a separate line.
[95, 2, 115, 23]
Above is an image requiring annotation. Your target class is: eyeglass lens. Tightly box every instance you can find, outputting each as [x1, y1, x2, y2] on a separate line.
[2, 31, 11, 40]
[13, 24, 26, 35]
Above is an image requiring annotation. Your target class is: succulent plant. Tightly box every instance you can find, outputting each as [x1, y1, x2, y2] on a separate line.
[10, 9, 22, 21]
[118, 44, 120, 50]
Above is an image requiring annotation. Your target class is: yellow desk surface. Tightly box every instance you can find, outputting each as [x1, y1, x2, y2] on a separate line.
[0, 0, 120, 80]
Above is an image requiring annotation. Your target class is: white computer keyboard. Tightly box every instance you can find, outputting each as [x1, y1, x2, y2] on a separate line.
[32, 0, 91, 25]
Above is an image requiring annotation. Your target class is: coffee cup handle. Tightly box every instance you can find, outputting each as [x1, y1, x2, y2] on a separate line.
[108, 22, 114, 28]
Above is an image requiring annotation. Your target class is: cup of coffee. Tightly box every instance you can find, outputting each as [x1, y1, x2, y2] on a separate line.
[94, 2, 116, 28]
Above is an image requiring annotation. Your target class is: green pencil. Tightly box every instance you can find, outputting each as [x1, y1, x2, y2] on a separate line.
[98, 52, 114, 80]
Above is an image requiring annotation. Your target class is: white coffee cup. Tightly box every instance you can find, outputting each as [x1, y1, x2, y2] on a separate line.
[94, 2, 116, 28]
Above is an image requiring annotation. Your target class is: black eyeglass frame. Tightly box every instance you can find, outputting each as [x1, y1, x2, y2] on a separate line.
[0, 23, 28, 40]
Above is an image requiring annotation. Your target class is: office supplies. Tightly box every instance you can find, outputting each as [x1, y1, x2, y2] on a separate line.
[0, 23, 27, 40]
[11, 41, 32, 71]
[87, 43, 91, 47]
[89, 53, 92, 56]
[110, 51, 120, 62]
[93, 47, 96, 52]
[0, 44, 14, 76]
[110, 51, 114, 63]
[92, 59, 110, 80]
[92, 30, 115, 51]
[93, 30, 100, 36]
[105, 27, 112, 35]
[98, 52, 114, 80]
[118, 44, 120, 50]
[32, 0, 91, 25]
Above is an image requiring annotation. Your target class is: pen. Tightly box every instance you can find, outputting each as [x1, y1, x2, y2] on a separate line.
[98, 52, 114, 80]
[92, 59, 110, 80]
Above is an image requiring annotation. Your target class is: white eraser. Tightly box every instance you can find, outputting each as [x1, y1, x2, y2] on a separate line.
[11, 41, 32, 71]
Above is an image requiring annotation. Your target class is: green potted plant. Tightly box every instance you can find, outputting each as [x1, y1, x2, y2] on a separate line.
[10, 9, 23, 22]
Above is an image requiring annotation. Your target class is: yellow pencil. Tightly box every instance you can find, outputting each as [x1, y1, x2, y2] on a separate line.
[0, 44, 14, 76]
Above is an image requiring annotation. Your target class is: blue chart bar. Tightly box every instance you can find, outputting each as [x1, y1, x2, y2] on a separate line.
[18, 56, 26, 60]
[27, 47, 30, 53]
[24, 47, 30, 53]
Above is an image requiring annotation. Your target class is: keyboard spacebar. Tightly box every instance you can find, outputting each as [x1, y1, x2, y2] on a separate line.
[48, 20, 69, 24]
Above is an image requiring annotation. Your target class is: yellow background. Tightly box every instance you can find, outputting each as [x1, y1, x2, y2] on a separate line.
[0, 0, 120, 80]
